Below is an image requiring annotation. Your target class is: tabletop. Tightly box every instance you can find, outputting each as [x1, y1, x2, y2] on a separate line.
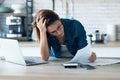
[0, 57, 120, 80]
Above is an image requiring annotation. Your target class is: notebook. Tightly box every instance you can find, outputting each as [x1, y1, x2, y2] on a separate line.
[0, 38, 48, 66]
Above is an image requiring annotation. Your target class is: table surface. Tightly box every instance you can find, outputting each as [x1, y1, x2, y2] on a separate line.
[0, 58, 120, 80]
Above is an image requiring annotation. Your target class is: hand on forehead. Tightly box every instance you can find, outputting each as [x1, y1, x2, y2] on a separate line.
[36, 16, 46, 24]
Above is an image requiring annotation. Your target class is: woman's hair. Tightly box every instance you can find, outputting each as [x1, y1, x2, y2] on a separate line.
[32, 9, 60, 43]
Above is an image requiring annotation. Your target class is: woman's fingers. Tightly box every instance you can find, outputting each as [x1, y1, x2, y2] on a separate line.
[36, 17, 47, 32]
[43, 19, 47, 26]
[88, 52, 96, 62]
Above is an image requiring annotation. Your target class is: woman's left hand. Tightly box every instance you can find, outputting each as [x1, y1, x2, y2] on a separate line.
[88, 52, 96, 62]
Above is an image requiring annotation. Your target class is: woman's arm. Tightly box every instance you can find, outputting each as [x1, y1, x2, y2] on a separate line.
[39, 29, 50, 61]
[36, 18, 50, 61]
[71, 20, 96, 62]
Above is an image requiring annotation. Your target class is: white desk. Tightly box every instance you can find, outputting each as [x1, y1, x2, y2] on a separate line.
[0, 58, 120, 80]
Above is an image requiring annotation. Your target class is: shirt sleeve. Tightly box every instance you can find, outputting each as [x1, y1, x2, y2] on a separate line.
[71, 20, 88, 52]
[48, 36, 61, 58]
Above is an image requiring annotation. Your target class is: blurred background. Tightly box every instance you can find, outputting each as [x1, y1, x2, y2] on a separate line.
[0, 0, 120, 43]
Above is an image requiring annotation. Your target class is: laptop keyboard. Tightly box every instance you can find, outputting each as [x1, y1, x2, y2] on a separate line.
[24, 57, 48, 64]
[25, 59, 36, 64]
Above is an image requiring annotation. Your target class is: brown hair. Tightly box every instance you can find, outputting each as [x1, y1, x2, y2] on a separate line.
[32, 9, 60, 43]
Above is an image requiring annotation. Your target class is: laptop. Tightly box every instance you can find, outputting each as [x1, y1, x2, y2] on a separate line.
[0, 38, 48, 66]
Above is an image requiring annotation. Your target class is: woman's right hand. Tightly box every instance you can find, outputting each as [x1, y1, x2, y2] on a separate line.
[35, 17, 50, 61]
[36, 17, 47, 33]
[88, 52, 96, 62]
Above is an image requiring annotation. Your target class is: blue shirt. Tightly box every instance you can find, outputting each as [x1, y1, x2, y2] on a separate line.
[48, 18, 88, 58]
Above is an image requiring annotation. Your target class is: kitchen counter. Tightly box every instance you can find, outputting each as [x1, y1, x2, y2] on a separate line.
[91, 41, 120, 47]
[19, 41, 39, 47]
[19, 41, 120, 47]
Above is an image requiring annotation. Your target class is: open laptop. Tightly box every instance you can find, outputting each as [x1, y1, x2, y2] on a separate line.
[0, 38, 48, 66]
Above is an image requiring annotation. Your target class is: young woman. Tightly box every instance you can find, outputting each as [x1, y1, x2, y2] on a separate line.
[32, 9, 96, 62]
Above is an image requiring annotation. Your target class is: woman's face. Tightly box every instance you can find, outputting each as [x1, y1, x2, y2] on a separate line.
[47, 20, 64, 38]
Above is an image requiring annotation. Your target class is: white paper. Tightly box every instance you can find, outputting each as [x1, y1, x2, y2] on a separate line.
[67, 45, 120, 66]
[87, 58, 120, 66]
[69, 44, 92, 64]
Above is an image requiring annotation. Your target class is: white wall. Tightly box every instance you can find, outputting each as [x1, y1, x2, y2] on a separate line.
[2, 0, 120, 35]
[54, 0, 120, 35]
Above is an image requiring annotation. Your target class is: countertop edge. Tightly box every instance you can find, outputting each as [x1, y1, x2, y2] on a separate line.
[19, 41, 120, 47]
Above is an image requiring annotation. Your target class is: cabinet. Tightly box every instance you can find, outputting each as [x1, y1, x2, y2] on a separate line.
[20, 46, 120, 58]
[92, 47, 120, 58]
[20, 47, 41, 57]
[18, 41, 120, 58]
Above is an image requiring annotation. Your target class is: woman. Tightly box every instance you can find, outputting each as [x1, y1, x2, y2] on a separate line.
[32, 9, 96, 62]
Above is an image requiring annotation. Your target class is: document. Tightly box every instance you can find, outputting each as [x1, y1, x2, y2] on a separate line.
[67, 45, 120, 66]
[87, 58, 120, 66]
[69, 44, 92, 64]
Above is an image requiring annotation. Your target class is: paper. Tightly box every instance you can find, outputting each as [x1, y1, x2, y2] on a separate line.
[67, 45, 120, 66]
[87, 58, 120, 66]
[69, 44, 92, 64]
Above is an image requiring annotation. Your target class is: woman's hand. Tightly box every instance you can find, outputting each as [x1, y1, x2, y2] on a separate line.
[36, 17, 47, 33]
[88, 52, 96, 62]
[35, 17, 50, 61]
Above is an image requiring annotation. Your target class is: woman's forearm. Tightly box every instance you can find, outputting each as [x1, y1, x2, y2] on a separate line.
[39, 31, 50, 61]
